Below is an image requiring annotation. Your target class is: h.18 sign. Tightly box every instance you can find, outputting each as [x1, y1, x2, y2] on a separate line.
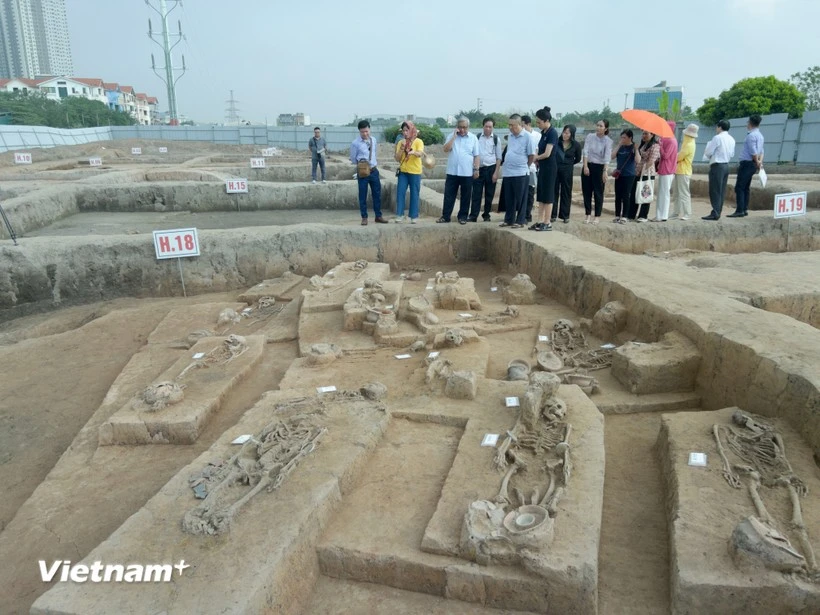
[152, 228, 200, 260]
[14, 152, 32, 164]
[774, 192, 807, 219]
[226, 179, 248, 193]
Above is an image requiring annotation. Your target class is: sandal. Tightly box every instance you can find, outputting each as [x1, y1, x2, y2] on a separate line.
[592, 218, 600, 225]
[436, 217, 449, 223]
[583, 217, 591, 224]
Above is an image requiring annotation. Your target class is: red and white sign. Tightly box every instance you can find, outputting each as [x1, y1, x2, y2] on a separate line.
[14, 152, 32, 164]
[131, 147, 142, 155]
[89, 157, 102, 167]
[226, 179, 248, 193]
[250, 157, 265, 169]
[158, 147, 168, 153]
[774, 191, 808, 219]
[261, 148, 278, 157]
[152, 228, 200, 260]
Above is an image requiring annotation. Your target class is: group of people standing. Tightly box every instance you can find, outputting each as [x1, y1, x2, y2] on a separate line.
[342, 111, 765, 227]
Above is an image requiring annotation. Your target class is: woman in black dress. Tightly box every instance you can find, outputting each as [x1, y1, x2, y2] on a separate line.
[530, 106, 559, 231]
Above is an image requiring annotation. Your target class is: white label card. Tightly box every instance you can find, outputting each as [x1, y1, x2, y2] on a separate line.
[601, 343, 616, 349]
[250, 157, 266, 168]
[688, 452, 708, 467]
[481, 433, 499, 447]
[158, 146, 168, 153]
[538, 335, 549, 342]
[152, 227, 200, 259]
[231, 434, 252, 444]
[490, 287, 498, 292]
[226, 179, 248, 193]
[14, 152, 32, 164]
[394, 354, 412, 360]
[131, 147, 142, 155]
[316, 385, 337, 394]
[505, 397, 520, 408]
[459, 313, 473, 318]
[427, 351, 440, 359]
[89, 157, 102, 166]
[192, 352, 205, 359]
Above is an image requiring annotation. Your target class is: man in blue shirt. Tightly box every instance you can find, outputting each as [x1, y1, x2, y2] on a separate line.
[437, 116, 480, 224]
[349, 119, 387, 225]
[498, 114, 536, 228]
[728, 114, 764, 218]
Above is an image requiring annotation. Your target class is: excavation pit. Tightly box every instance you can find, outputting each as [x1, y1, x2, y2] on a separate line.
[1, 142, 819, 614]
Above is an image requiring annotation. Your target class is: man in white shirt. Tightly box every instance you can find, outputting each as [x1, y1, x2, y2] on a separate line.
[439, 116, 480, 224]
[701, 119, 736, 220]
[469, 117, 503, 221]
[522, 115, 541, 222]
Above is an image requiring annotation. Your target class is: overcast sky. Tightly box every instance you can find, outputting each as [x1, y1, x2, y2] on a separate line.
[65, 0, 819, 125]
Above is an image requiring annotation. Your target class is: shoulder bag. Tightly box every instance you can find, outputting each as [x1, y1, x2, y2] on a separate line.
[357, 138, 372, 178]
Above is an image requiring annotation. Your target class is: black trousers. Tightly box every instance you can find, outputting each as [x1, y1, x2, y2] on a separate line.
[708, 163, 730, 217]
[614, 175, 635, 218]
[502, 175, 529, 225]
[734, 160, 755, 214]
[554, 163, 573, 220]
[442, 174, 473, 221]
[581, 162, 605, 216]
[470, 165, 497, 220]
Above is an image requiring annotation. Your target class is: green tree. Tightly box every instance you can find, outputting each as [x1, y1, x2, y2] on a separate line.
[790, 65, 820, 111]
[555, 105, 622, 130]
[435, 117, 448, 128]
[417, 124, 443, 145]
[0, 91, 136, 127]
[657, 90, 681, 122]
[384, 124, 444, 145]
[696, 76, 806, 125]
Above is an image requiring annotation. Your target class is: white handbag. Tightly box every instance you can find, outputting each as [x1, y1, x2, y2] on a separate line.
[635, 170, 655, 204]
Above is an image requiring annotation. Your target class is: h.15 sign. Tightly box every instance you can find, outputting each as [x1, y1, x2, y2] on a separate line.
[774, 192, 807, 219]
[226, 179, 248, 193]
[152, 228, 200, 259]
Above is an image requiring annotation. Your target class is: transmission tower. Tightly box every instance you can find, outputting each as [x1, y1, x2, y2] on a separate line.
[147, 0, 187, 125]
[225, 90, 241, 125]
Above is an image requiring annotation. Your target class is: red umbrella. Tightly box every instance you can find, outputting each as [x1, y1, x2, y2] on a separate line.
[620, 109, 674, 138]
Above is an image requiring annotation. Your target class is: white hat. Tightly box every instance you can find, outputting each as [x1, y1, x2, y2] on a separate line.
[683, 124, 699, 138]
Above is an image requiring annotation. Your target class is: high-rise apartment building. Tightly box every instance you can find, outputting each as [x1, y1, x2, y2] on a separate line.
[0, 0, 73, 79]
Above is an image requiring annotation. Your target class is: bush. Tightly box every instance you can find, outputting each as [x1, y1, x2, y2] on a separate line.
[383, 123, 444, 146]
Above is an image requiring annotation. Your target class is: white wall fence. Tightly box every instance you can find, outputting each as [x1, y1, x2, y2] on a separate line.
[2, 110, 820, 164]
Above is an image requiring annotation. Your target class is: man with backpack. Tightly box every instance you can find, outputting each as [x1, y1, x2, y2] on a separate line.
[469, 117, 503, 221]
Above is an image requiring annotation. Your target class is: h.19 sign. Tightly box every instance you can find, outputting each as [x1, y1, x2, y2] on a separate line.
[152, 228, 200, 259]
[14, 152, 32, 164]
[774, 191, 807, 219]
[226, 179, 248, 193]
[250, 157, 266, 168]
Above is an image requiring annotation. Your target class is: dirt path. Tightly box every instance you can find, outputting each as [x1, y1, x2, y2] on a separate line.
[598, 413, 671, 614]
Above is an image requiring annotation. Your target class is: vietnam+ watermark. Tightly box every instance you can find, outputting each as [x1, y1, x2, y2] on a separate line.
[39, 560, 190, 583]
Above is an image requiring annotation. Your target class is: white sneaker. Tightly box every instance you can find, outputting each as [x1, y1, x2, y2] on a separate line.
[637, 218, 648, 223]
[311, 180, 317, 184]
[394, 215, 405, 223]
[322, 180, 327, 184]
[680, 216, 690, 220]
[410, 218, 417, 224]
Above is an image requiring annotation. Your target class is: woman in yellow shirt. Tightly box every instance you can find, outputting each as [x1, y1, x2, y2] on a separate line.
[394, 121, 424, 223]
[670, 124, 698, 220]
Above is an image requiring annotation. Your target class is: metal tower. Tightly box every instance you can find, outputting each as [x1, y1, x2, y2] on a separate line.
[146, 0, 186, 125]
[225, 90, 240, 125]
